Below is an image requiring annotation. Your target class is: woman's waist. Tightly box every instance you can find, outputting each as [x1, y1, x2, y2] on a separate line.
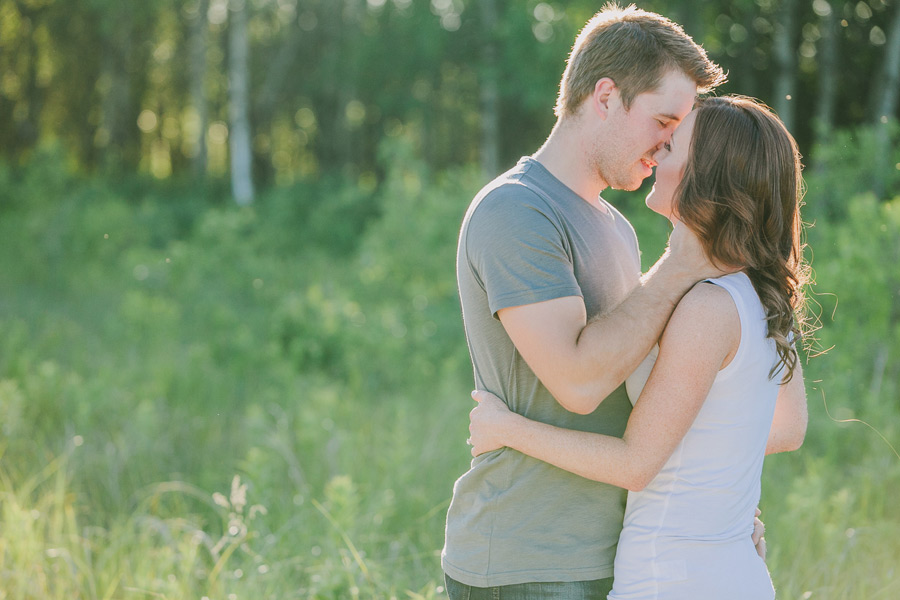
[622, 494, 757, 541]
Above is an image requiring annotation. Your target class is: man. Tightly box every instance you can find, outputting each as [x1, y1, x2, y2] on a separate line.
[442, 5, 728, 598]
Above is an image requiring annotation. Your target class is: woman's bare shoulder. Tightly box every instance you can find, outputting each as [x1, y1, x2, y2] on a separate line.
[678, 280, 738, 316]
[662, 280, 740, 351]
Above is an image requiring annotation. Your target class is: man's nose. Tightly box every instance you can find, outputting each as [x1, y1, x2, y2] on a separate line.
[651, 142, 668, 162]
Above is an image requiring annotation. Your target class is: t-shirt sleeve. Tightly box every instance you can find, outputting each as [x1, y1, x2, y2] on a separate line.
[464, 185, 582, 318]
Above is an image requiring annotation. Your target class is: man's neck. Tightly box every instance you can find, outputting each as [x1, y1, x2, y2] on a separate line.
[532, 119, 608, 205]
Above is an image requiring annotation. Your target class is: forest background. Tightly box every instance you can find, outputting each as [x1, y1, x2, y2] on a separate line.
[1, 0, 899, 598]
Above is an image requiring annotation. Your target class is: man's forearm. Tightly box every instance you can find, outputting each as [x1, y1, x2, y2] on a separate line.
[564, 251, 702, 413]
[498, 225, 724, 415]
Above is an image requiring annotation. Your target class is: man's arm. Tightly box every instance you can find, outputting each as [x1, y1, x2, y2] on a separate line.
[498, 224, 725, 415]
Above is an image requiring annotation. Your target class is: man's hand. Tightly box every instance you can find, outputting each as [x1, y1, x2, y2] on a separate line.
[752, 508, 767, 560]
[665, 222, 734, 282]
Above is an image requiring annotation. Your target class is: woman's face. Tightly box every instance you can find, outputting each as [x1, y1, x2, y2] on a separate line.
[645, 109, 697, 223]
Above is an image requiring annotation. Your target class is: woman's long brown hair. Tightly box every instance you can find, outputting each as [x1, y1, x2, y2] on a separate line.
[675, 95, 809, 382]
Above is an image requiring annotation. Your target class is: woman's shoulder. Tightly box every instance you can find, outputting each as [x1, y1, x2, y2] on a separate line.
[680, 279, 738, 314]
[668, 281, 741, 338]
[660, 281, 742, 367]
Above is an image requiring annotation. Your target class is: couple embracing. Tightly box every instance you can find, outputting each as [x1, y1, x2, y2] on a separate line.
[442, 4, 810, 599]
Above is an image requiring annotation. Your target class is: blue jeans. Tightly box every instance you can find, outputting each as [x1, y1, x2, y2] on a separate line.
[444, 573, 613, 600]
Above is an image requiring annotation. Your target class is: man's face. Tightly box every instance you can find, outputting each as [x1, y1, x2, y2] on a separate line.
[593, 70, 697, 191]
[645, 108, 696, 222]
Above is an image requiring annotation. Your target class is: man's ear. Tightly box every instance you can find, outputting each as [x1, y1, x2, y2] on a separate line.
[591, 77, 617, 120]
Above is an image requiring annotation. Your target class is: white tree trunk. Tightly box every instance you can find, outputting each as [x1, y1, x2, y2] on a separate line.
[229, 0, 255, 205]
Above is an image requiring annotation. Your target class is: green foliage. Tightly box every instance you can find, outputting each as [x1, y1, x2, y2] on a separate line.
[270, 138, 475, 392]
[801, 194, 900, 459]
[806, 123, 900, 219]
[1, 131, 899, 597]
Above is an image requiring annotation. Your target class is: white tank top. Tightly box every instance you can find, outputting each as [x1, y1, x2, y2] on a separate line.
[613, 272, 779, 600]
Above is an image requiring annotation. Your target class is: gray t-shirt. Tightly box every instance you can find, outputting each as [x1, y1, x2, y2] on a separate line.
[442, 157, 642, 587]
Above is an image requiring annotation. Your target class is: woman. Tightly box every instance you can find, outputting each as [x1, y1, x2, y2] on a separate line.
[467, 95, 810, 599]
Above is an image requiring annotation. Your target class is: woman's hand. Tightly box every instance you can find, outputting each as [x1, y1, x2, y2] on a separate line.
[468, 390, 515, 457]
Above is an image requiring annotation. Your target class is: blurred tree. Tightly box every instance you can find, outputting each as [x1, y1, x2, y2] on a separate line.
[187, 0, 210, 178]
[669, 0, 706, 45]
[813, 0, 839, 169]
[1, 0, 47, 161]
[0, 0, 898, 200]
[97, 5, 136, 170]
[255, 4, 303, 120]
[314, 0, 350, 171]
[478, 0, 501, 179]
[228, 0, 254, 204]
[773, 0, 799, 132]
[873, 1, 900, 126]
[873, 0, 900, 198]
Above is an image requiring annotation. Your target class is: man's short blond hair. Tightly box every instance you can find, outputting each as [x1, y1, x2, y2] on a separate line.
[555, 3, 726, 118]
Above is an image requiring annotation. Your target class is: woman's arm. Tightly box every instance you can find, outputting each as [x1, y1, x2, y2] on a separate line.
[469, 283, 738, 492]
[766, 361, 807, 454]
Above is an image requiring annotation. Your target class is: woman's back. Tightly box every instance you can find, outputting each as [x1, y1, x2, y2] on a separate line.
[612, 272, 779, 600]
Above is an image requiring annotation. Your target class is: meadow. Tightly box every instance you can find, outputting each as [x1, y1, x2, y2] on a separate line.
[0, 135, 899, 599]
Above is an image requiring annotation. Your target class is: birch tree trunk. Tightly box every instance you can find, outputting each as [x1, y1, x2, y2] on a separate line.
[228, 0, 254, 205]
[189, 0, 209, 178]
[478, 0, 500, 179]
[772, 0, 798, 132]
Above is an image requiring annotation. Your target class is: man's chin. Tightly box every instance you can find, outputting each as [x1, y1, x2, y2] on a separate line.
[599, 167, 646, 192]
[610, 179, 644, 192]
